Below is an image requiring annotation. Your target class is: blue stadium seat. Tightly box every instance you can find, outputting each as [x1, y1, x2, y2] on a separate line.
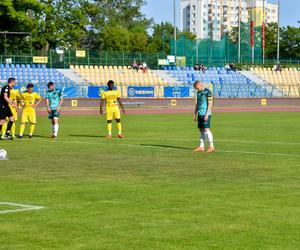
[164, 66, 271, 97]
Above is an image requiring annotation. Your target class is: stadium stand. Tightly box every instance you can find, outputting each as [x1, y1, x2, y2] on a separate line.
[251, 67, 300, 97]
[70, 65, 169, 86]
[0, 64, 85, 97]
[0, 64, 75, 86]
[164, 66, 271, 98]
[70, 65, 171, 98]
[2, 63, 294, 98]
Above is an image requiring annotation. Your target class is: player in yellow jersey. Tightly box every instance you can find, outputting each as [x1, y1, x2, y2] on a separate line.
[18, 83, 42, 138]
[100, 80, 125, 139]
[1, 87, 20, 139]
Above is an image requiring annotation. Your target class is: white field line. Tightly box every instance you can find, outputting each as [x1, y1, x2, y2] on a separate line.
[21, 138, 300, 158]
[216, 150, 300, 158]
[22, 137, 300, 146]
[95, 137, 300, 146]
[0, 202, 44, 215]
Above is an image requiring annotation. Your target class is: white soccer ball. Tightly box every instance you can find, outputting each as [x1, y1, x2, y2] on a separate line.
[0, 149, 8, 160]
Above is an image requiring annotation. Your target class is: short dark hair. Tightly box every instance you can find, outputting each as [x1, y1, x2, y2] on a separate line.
[27, 83, 34, 89]
[193, 80, 201, 89]
[107, 80, 114, 86]
[47, 81, 54, 88]
[8, 77, 15, 84]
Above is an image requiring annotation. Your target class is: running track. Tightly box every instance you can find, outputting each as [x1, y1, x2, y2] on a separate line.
[36, 106, 300, 116]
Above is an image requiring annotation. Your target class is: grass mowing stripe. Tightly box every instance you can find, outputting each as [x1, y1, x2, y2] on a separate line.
[48, 137, 300, 146]
[20, 138, 300, 158]
[20, 137, 300, 146]
[217, 150, 300, 158]
[1, 113, 299, 249]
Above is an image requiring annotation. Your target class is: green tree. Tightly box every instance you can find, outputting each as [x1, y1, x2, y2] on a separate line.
[129, 26, 149, 52]
[147, 22, 196, 54]
[229, 26, 238, 44]
[84, 0, 151, 50]
[147, 22, 174, 54]
[100, 26, 130, 51]
[0, 0, 45, 53]
[41, 0, 89, 50]
[280, 24, 300, 58]
[178, 30, 197, 41]
[264, 22, 278, 58]
[85, 0, 148, 29]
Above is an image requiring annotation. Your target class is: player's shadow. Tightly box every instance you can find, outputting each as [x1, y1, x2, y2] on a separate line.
[140, 144, 192, 150]
[69, 134, 106, 138]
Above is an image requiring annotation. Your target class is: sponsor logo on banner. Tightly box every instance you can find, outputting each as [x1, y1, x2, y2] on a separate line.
[172, 87, 182, 98]
[158, 59, 169, 66]
[33, 56, 48, 63]
[127, 87, 154, 97]
[164, 87, 190, 98]
[76, 50, 86, 57]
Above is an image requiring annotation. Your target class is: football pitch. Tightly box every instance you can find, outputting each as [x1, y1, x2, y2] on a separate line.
[0, 112, 300, 249]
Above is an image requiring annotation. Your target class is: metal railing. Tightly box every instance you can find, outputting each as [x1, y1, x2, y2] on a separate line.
[0, 49, 299, 69]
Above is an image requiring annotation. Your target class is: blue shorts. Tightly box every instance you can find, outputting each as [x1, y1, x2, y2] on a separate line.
[48, 110, 60, 120]
[198, 115, 211, 129]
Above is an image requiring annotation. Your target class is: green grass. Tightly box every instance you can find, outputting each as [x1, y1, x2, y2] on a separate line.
[0, 112, 300, 249]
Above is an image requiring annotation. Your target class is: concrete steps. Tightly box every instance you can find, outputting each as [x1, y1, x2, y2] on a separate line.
[57, 69, 87, 85]
[241, 71, 284, 97]
[153, 70, 183, 85]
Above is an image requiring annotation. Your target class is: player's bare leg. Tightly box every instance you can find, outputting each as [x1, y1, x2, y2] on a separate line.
[205, 128, 215, 152]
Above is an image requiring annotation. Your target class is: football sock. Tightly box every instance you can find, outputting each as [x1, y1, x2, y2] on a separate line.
[200, 131, 206, 148]
[1, 123, 6, 135]
[53, 124, 59, 137]
[206, 130, 214, 148]
[107, 123, 112, 136]
[29, 124, 35, 136]
[117, 122, 122, 135]
[52, 125, 55, 134]
[11, 123, 16, 137]
[19, 124, 25, 136]
[6, 121, 13, 134]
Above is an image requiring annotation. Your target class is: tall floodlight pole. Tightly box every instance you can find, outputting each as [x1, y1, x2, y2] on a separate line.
[276, 0, 280, 63]
[262, 0, 265, 64]
[251, 0, 255, 64]
[196, 40, 198, 63]
[173, 0, 177, 65]
[196, 0, 199, 64]
[238, 0, 241, 63]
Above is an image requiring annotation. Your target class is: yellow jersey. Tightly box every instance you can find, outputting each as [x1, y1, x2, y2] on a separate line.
[10, 89, 20, 106]
[101, 90, 121, 108]
[20, 92, 41, 110]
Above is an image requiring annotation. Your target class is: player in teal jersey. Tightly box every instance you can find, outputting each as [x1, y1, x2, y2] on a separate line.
[45, 82, 64, 138]
[193, 81, 215, 153]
